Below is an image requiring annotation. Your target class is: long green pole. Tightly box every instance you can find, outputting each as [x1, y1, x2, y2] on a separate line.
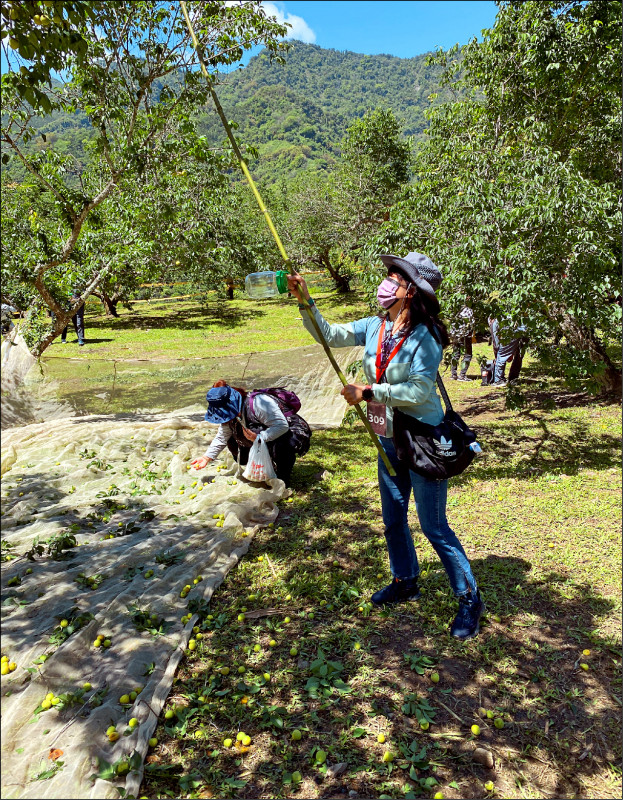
[179, 1, 395, 476]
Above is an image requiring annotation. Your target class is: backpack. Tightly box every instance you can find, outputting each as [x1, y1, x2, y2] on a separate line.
[248, 387, 302, 417]
[481, 359, 495, 386]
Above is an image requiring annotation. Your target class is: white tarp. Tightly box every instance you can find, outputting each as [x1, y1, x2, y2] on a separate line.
[1, 412, 287, 799]
[1, 335, 362, 798]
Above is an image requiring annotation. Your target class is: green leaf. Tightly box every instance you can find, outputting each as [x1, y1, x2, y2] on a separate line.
[128, 750, 142, 772]
[90, 756, 116, 783]
[33, 761, 64, 781]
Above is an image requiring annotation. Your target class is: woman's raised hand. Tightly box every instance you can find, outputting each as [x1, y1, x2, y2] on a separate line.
[340, 384, 366, 406]
[191, 456, 212, 470]
[286, 274, 310, 302]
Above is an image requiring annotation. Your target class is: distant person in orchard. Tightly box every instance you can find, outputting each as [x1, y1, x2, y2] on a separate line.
[1, 303, 17, 335]
[191, 381, 311, 487]
[449, 303, 475, 381]
[61, 287, 86, 346]
[288, 252, 484, 640]
[488, 317, 527, 385]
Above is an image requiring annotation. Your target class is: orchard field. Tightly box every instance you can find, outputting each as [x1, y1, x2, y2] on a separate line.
[1, 1, 621, 798]
[12, 290, 621, 800]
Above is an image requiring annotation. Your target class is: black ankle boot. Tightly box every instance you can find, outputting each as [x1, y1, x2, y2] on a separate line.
[371, 576, 421, 607]
[450, 590, 484, 639]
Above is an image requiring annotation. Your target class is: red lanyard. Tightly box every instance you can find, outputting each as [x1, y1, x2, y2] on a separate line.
[376, 322, 408, 383]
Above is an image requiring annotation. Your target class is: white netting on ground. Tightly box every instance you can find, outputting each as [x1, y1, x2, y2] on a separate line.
[2, 334, 362, 431]
[1, 334, 361, 799]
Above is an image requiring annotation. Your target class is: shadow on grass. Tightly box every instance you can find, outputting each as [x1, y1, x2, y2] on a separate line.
[82, 290, 365, 336]
[336, 412, 620, 485]
[441, 383, 622, 482]
[140, 424, 621, 800]
[142, 561, 620, 798]
[458, 385, 619, 417]
[457, 415, 620, 482]
[84, 303, 269, 333]
[55, 337, 115, 345]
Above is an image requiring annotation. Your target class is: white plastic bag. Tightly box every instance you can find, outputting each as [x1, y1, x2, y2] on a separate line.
[243, 436, 276, 482]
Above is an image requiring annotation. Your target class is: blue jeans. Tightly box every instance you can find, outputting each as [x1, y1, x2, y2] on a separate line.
[378, 436, 478, 598]
[493, 338, 522, 383]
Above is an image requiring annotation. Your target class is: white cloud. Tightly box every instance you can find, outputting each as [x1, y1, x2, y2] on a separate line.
[224, 2, 316, 43]
[260, 2, 316, 43]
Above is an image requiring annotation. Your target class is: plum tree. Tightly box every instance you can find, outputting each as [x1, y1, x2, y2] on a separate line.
[1, 1, 288, 354]
[369, 0, 621, 393]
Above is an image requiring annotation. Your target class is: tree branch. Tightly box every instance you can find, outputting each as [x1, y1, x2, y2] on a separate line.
[33, 178, 118, 279]
[2, 132, 77, 224]
[31, 262, 112, 356]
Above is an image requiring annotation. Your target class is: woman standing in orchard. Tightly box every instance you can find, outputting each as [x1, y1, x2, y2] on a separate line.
[287, 252, 484, 640]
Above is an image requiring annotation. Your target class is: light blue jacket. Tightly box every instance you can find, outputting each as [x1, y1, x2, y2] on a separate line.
[303, 306, 444, 436]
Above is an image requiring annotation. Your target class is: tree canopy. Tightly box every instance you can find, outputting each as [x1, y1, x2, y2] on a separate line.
[1, 0, 288, 354]
[1, 1, 619, 393]
[277, 108, 412, 291]
[369, 0, 621, 393]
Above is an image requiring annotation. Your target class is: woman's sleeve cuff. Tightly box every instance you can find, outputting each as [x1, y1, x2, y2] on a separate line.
[371, 383, 390, 404]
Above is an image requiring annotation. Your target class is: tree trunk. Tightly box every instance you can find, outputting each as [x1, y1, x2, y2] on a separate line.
[31, 307, 81, 358]
[30, 267, 108, 357]
[319, 250, 350, 293]
[92, 289, 119, 317]
[559, 312, 621, 395]
[225, 279, 235, 301]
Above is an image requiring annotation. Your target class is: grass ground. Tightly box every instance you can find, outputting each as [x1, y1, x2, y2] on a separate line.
[35, 278, 371, 416]
[25, 288, 623, 798]
[45, 276, 363, 361]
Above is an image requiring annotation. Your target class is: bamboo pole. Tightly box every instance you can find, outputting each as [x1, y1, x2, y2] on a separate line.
[179, 1, 395, 475]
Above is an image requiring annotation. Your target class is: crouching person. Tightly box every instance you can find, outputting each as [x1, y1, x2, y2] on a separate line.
[191, 380, 311, 487]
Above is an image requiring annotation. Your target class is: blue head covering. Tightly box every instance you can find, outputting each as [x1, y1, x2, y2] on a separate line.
[204, 385, 243, 424]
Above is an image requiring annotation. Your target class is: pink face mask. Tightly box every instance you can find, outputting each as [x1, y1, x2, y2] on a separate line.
[377, 277, 401, 309]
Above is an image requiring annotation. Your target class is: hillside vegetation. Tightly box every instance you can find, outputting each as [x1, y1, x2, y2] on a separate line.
[3, 43, 450, 184]
[199, 43, 453, 181]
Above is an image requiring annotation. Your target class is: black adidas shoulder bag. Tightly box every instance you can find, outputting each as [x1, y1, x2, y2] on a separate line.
[392, 373, 480, 480]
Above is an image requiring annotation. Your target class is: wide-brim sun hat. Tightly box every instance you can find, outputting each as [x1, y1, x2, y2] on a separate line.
[379, 252, 442, 302]
[204, 385, 242, 424]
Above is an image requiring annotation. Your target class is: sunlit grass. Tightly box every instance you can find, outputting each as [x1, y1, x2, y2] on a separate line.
[45, 278, 370, 361]
[142, 380, 621, 800]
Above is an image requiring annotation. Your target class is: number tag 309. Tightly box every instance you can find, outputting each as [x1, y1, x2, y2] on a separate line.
[366, 401, 387, 437]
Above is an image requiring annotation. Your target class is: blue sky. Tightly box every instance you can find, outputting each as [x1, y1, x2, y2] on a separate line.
[260, 1, 499, 58]
[1, 2, 500, 75]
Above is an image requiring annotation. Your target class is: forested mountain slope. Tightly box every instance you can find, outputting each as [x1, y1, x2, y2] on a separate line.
[3, 43, 452, 184]
[199, 43, 451, 181]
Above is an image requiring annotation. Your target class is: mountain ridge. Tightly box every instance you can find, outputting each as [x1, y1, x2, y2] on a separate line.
[3, 42, 454, 184]
[199, 42, 451, 180]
